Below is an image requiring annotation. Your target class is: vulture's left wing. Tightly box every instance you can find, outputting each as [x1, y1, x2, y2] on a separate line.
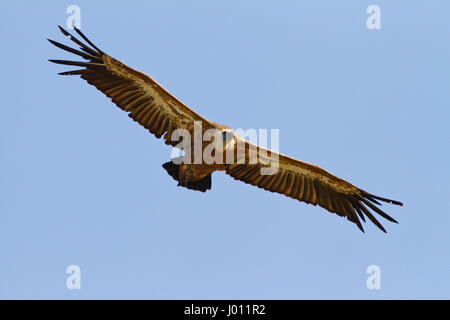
[226, 138, 403, 232]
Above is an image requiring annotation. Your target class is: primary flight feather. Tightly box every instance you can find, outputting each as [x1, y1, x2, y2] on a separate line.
[49, 26, 403, 233]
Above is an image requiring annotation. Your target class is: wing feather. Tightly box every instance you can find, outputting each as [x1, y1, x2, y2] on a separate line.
[49, 26, 215, 147]
[226, 139, 402, 232]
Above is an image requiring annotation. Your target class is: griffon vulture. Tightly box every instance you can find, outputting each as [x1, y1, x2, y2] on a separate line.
[49, 26, 403, 232]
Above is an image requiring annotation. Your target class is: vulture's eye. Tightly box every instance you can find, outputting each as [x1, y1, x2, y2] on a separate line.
[221, 131, 234, 141]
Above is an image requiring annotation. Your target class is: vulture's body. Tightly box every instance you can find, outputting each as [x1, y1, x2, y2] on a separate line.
[49, 26, 403, 232]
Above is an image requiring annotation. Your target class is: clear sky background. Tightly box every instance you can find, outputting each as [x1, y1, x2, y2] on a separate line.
[1, 1, 449, 299]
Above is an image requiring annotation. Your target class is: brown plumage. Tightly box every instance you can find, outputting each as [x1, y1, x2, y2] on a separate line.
[49, 26, 403, 233]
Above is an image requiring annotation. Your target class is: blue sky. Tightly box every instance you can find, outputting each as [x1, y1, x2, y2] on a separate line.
[1, 1, 449, 299]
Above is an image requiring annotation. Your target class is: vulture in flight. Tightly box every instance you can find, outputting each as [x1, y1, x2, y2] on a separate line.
[49, 26, 403, 233]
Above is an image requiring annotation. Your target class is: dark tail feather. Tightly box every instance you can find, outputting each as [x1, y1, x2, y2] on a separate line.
[162, 160, 179, 181]
[162, 160, 212, 193]
[184, 175, 212, 193]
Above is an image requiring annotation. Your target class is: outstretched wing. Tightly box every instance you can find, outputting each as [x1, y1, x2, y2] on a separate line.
[226, 138, 403, 232]
[48, 26, 214, 146]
